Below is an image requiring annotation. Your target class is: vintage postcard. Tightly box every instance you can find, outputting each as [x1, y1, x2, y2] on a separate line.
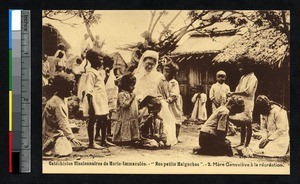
[42, 10, 290, 174]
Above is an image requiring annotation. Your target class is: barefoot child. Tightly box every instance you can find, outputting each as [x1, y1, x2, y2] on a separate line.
[227, 56, 258, 149]
[103, 56, 118, 139]
[113, 73, 140, 144]
[139, 96, 167, 148]
[163, 60, 184, 142]
[85, 49, 115, 149]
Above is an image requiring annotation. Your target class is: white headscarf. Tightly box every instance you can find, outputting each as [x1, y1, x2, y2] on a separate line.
[134, 50, 159, 76]
[134, 50, 178, 146]
[133, 50, 164, 100]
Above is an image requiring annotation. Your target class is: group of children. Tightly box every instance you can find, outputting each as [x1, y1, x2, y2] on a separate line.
[193, 56, 289, 157]
[190, 70, 230, 124]
[42, 43, 185, 156]
[190, 56, 259, 153]
[42, 42, 289, 158]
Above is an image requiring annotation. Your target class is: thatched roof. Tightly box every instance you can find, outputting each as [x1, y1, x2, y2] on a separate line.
[43, 23, 71, 50]
[172, 31, 240, 56]
[213, 27, 289, 68]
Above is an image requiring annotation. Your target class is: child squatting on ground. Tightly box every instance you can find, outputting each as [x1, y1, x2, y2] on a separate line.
[138, 96, 168, 148]
[42, 73, 82, 156]
[193, 96, 245, 156]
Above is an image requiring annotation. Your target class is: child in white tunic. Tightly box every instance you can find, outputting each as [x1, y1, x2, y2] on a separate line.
[163, 61, 184, 142]
[209, 70, 230, 113]
[85, 49, 115, 149]
[191, 85, 207, 123]
[228, 57, 258, 148]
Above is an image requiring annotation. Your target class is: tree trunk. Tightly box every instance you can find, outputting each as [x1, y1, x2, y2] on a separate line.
[148, 11, 156, 32]
[150, 10, 166, 39]
[281, 10, 290, 44]
[158, 11, 182, 41]
[84, 21, 95, 42]
[79, 10, 95, 42]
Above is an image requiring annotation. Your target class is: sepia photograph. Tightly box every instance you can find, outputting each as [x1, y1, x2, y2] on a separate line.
[41, 10, 290, 174]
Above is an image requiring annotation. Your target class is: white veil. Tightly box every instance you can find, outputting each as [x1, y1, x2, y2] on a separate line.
[133, 50, 177, 146]
[134, 50, 159, 77]
[133, 50, 164, 100]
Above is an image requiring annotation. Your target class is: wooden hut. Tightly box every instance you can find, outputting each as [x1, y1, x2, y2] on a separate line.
[170, 29, 241, 115]
[109, 52, 128, 74]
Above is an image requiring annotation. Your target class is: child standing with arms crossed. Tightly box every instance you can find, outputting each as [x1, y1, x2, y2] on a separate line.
[85, 49, 115, 149]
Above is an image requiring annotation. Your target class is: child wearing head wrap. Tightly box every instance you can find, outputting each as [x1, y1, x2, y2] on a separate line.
[112, 73, 140, 144]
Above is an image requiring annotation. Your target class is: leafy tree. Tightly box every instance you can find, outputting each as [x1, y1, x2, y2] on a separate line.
[128, 10, 290, 57]
[42, 10, 101, 42]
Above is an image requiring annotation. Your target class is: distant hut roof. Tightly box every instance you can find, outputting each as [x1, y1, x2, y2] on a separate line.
[109, 52, 128, 68]
[172, 29, 241, 56]
[213, 27, 289, 68]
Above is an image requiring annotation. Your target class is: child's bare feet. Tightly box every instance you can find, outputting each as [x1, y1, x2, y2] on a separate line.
[101, 140, 116, 147]
[95, 135, 101, 141]
[89, 143, 105, 150]
[177, 137, 183, 143]
[233, 144, 244, 151]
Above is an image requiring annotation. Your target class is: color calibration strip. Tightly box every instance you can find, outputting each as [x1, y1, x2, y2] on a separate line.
[9, 9, 31, 174]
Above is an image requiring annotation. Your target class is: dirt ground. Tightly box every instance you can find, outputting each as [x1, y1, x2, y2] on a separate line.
[43, 120, 290, 166]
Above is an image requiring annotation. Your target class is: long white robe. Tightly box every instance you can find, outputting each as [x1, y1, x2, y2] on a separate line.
[191, 93, 207, 121]
[134, 50, 177, 146]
